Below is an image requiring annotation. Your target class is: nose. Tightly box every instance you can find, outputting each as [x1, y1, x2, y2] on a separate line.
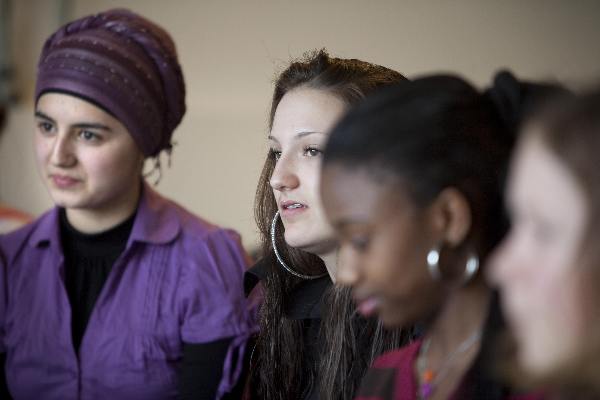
[50, 133, 76, 168]
[270, 155, 299, 192]
[336, 246, 362, 287]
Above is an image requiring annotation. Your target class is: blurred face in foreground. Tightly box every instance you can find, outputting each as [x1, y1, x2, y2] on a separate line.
[489, 131, 595, 380]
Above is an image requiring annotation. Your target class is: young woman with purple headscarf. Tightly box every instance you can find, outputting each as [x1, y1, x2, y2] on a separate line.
[0, 9, 254, 399]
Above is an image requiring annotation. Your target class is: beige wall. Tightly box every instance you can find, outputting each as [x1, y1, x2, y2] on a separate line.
[1, 0, 599, 249]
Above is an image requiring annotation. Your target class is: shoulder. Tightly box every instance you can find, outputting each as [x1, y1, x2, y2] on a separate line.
[160, 200, 248, 270]
[356, 341, 422, 400]
[355, 340, 422, 400]
[173, 204, 244, 259]
[145, 185, 242, 243]
[137, 186, 245, 252]
[244, 257, 269, 292]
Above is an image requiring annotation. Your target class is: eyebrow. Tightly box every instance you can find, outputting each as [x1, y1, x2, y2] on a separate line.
[34, 111, 112, 132]
[268, 130, 325, 142]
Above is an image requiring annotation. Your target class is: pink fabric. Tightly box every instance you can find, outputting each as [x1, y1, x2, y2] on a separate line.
[355, 339, 546, 400]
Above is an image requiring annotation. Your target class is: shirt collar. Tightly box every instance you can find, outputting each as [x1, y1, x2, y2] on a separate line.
[29, 207, 61, 249]
[29, 181, 180, 248]
[128, 181, 180, 245]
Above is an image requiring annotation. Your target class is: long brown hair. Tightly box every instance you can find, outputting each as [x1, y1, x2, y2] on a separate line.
[251, 49, 410, 400]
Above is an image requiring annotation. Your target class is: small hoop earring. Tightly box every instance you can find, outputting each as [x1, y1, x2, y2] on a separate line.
[270, 211, 328, 280]
[462, 253, 479, 284]
[426, 246, 442, 280]
[426, 245, 480, 284]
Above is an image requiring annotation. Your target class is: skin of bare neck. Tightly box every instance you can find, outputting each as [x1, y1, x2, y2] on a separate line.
[319, 249, 338, 283]
[417, 276, 492, 400]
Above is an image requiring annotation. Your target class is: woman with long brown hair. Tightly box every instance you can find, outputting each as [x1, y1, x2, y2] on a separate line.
[245, 49, 411, 400]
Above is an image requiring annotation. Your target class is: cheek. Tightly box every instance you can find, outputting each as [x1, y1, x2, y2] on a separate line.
[550, 272, 589, 339]
[306, 169, 331, 224]
[369, 242, 439, 326]
[520, 274, 588, 373]
[367, 235, 425, 295]
[305, 165, 322, 201]
[491, 233, 548, 320]
[535, 247, 580, 311]
[86, 149, 141, 184]
[516, 259, 584, 354]
[33, 136, 50, 164]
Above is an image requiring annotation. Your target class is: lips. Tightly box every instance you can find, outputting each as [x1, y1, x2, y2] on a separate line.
[50, 174, 80, 189]
[354, 293, 381, 317]
[279, 200, 308, 216]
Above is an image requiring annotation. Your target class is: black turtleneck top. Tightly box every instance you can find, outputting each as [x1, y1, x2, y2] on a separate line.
[59, 209, 134, 351]
[244, 258, 333, 400]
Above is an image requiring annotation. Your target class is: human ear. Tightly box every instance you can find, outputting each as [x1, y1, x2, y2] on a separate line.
[429, 187, 472, 248]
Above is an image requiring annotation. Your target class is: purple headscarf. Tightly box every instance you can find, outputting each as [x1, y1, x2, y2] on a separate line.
[35, 9, 186, 157]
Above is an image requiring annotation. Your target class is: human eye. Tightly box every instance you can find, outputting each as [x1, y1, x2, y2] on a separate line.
[78, 130, 102, 143]
[349, 234, 370, 252]
[269, 148, 282, 162]
[36, 121, 55, 135]
[303, 145, 323, 157]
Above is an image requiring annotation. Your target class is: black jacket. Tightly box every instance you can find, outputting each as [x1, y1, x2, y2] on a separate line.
[244, 258, 333, 400]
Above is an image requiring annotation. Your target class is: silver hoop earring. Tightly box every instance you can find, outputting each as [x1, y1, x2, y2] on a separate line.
[270, 211, 328, 280]
[426, 245, 480, 284]
[462, 253, 479, 284]
[426, 246, 442, 280]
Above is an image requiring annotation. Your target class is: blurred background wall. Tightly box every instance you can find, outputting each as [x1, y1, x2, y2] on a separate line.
[1, 0, 599, 250]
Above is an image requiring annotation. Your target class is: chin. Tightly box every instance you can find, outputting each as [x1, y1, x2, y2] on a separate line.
[520, 359, 559, 383]
[378, 307, 408, 329]
[519, 339, 562, 376]
[282, 232, 307, 248]
[284, 232, 335, 254]
[48, 190, 73, 203]
[48, 192, 87, 210]
[379, 315, 400, 328]
[47, 193, 71, 208]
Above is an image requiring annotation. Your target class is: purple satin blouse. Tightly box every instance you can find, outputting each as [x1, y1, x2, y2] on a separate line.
[0, 183, 256, 399]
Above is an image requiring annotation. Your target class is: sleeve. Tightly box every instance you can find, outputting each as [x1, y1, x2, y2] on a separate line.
[0, 353, 11, 400]
[177, 228, 258, 399]
[178, 338, 233, 400]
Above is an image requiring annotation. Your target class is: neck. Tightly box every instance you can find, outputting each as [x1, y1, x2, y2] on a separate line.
[65, 182, 141, 234]
[319, 249, 338, 283]
[416, 279, 491, 400]
[427, 278, 491, 354]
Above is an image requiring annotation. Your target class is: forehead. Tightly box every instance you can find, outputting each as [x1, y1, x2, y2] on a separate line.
[36, 92, 117, 124]
[510, 133, 587, 217]
[270, 87, 347, 141]
[321, 164, 410, 222]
